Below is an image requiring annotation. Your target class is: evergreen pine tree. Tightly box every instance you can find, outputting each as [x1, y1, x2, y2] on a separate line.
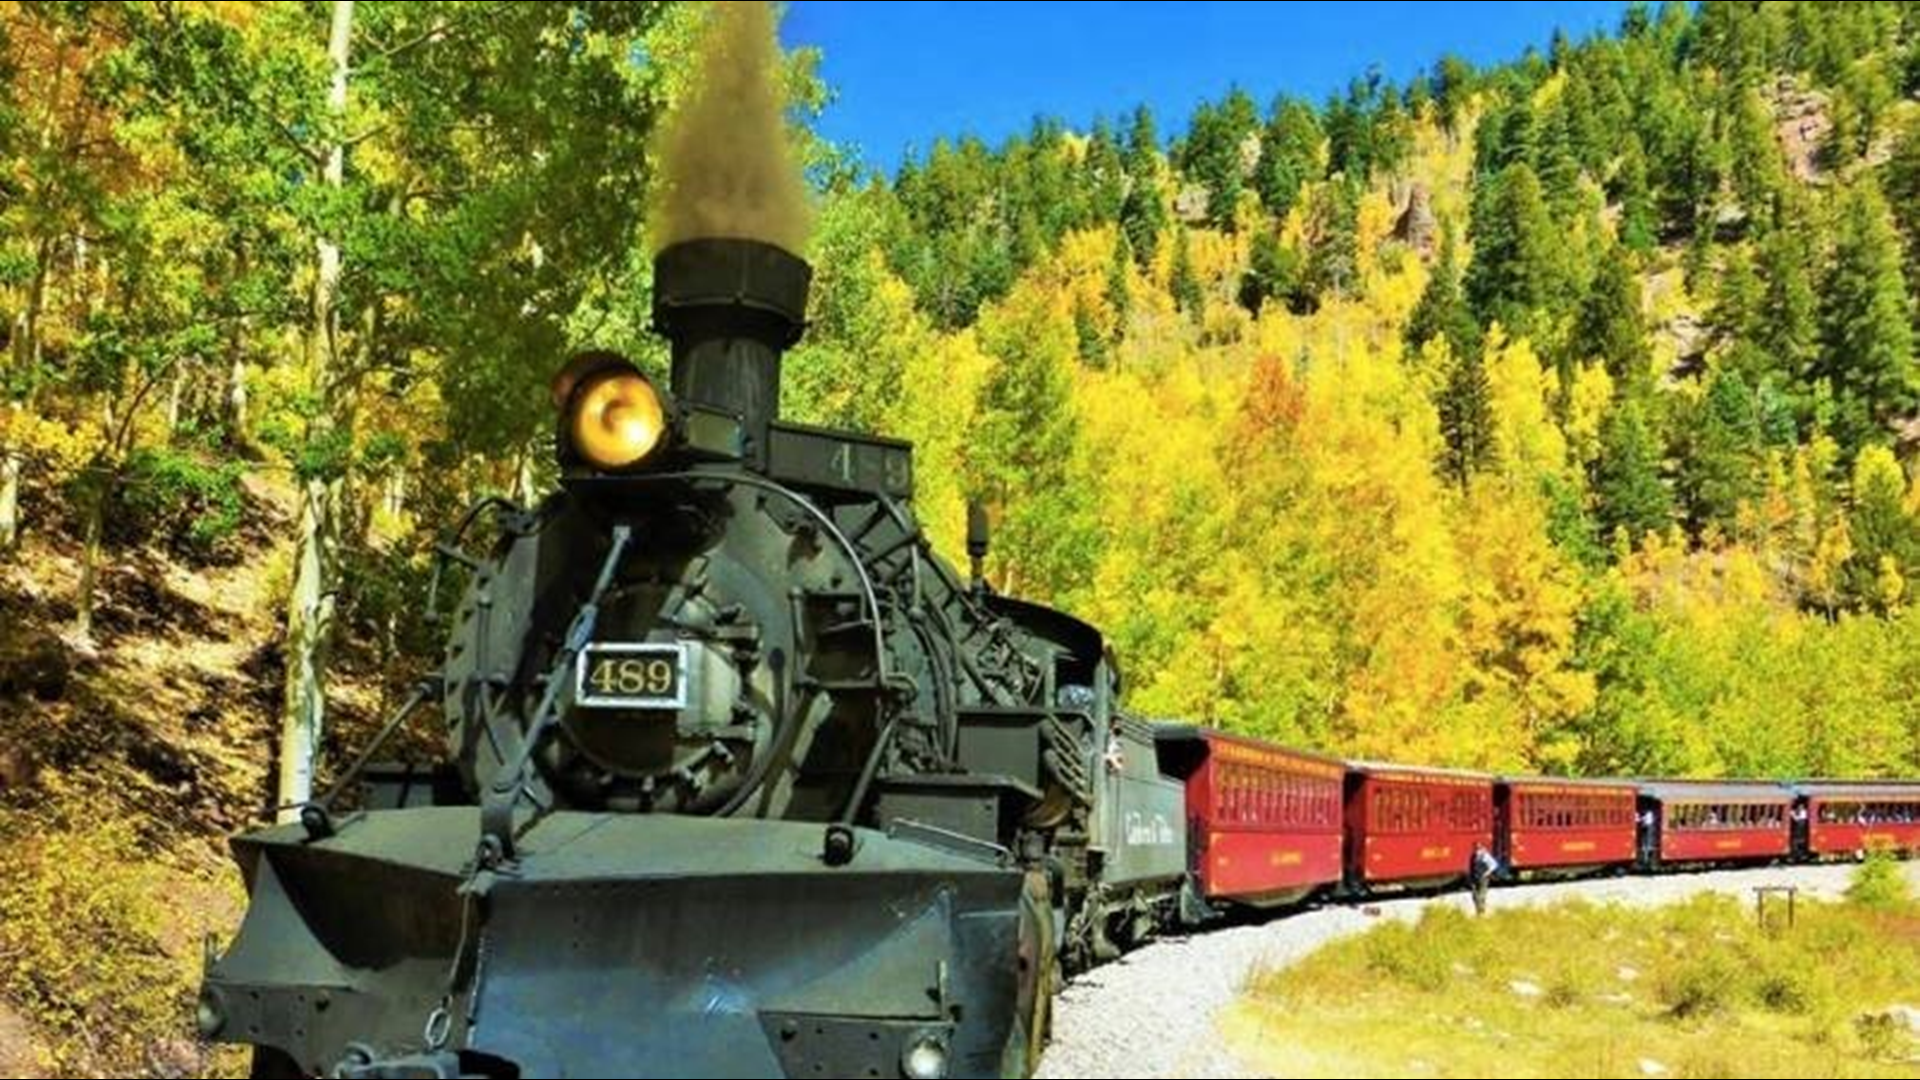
[1886, 116, 1920, 300]
[1622, 2, 1652, 39]
[1181, 88, 1258, 231]
[1254, 96, 1323, 218]
[1304, 178, 1361, 301]
[1594, 398, 1674, 545]
[1817, 177, 1916, 454]
[1433, 54, 1475, 137]
[1755, 213, 1820, 386]
[1405, 229, 1480, 361]
[1673, 120, 1729, 243]
[1083, 117, 1128, 223]
[1500, 97, 1540, 169]
[1466, 162, 1557, 339]
[1536, 98, 1584, 214]
[1170, 227, 1203, 321]
[1073, 297, 1108, 368]
[1105, 230, 1132, 339]
[1559, 68, 1606, 175]
[1612, 134, 1658, 254]
[1712, 244, 1764, 348]
[1120, 105, 1167, 269]
[1437, 340, 1498, 490]
[1680, 370, 1765, 534]
[1712, 245, 1785, 392]
[1325, 73, 1382, 179]
[1370, 88, 1415, 178]
[1239, 230, 1305, 315]
[1726, 88, 1786, 228]
[1549, 28, 1574, 72]
[1573, 242, 1650, 393]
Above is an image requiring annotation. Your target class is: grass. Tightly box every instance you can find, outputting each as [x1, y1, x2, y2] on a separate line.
[1229, 868, 1920, 1079]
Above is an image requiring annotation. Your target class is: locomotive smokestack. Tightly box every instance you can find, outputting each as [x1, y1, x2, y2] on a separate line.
[645, 1, 813, 467]
[652, 238, 810, 465]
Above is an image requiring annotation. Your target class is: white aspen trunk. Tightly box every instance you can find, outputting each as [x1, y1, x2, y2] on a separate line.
[0, 437, 20, 554]
[165, 369, 186, 437]
[227, 354, 248, 433]
[73, 474, 105, 643]
[383, 465, 406, 520]
[277, 0, 354, 821]
[514, 447, 537, 504]
[2, 248, 49, 554]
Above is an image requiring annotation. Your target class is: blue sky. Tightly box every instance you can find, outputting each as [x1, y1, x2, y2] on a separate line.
[782, 1, 1638, 174]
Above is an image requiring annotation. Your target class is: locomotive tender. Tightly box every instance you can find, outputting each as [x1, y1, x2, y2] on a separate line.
[197, 238, 1920, 1080]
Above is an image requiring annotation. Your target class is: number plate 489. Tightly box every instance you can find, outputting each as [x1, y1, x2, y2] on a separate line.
[575, 643, 688, 710]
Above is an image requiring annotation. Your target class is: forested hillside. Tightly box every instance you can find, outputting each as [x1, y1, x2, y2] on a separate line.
[0, 2, 1917, 1074]
[793, 0, 1920, 777]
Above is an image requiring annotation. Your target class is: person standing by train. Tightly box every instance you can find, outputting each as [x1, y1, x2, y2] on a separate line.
[1469, 842, 1499, 915]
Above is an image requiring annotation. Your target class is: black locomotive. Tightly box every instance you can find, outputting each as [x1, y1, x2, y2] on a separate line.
[198, 237, 1191, 1079]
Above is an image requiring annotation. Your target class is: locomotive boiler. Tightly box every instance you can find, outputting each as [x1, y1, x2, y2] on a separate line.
[197, 237, 1190, 1079]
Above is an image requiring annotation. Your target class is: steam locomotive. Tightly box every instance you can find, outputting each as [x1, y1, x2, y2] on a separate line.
[196, 238, 1920, 1080]
[201, 238, 1189, 1080]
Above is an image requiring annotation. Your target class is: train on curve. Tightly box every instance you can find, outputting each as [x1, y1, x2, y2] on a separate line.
[195, 237, 1920, 1080]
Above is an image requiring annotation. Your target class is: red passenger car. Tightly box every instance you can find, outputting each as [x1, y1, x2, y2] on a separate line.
[1640, 781, 1792, 864]
[1156, 727, 1345, 907]
[1798, 783, 1920, 856]
[1496, 777, 1638, 872]
[1345, 762, 1493, 888]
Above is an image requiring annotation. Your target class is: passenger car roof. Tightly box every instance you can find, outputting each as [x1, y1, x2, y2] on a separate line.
[1347, 760, 1492, 785]
[1789, 782, 1920, 800]
[1636, 780, 1793, 803]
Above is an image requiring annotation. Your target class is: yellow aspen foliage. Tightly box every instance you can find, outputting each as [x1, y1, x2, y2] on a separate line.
[1483, 329, 1570, 484]
[892, 327, 994, 559]
[1876, 555, 1907, 611]
[1402, 105, 1478, 227]
[0, 409, 100, 486]
[1751, 451, 1798, 557]
[1367, 248, 1428, 340]
[1563, 362, 1614, 467]
[1353, 186, 1398, 285]
[1048, 226, 1128, 330]
[1187, 228, 1246, 299]
[1806, 519, 1855, 615]
[1453, 481, 1593, 769]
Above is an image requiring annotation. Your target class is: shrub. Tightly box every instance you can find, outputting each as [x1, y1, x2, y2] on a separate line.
[1660, 946, 1743, 1019]
[111, 445, 247, 561]
[1752, 956, 1834, 1017]
[1845, 850, 1912, 912]
[1363, 919, 1452, 992]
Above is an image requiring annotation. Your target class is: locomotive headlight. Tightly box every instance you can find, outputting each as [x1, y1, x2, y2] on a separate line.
[559, 361, 668, 470]
[569, 368, 666, 468]
[901, 1032, 949, 1079]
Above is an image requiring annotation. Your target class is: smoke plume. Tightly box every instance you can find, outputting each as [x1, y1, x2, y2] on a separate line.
[651, 1, 812, 254]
